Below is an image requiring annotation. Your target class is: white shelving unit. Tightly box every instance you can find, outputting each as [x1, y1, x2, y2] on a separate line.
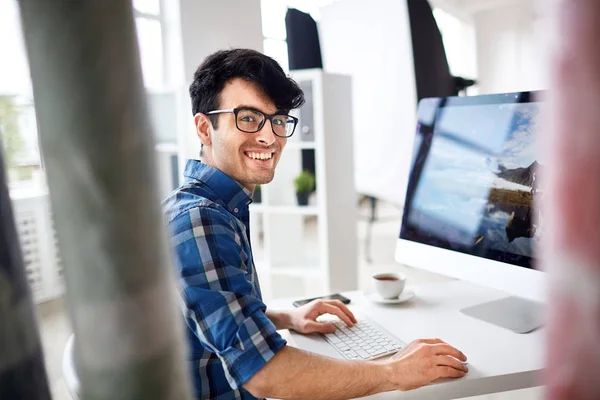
[6, 140, 180, 305]
[249, 69, 358, 299]
[11, 188, 64, 304]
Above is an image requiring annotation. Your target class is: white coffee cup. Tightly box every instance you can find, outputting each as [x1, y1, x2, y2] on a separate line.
[372, 273, 406, 299]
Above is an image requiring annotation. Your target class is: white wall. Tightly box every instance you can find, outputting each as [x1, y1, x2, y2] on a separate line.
[473, 4, 550, 94]
[177, 0, 264, 160]
[319, 0, 417, 205]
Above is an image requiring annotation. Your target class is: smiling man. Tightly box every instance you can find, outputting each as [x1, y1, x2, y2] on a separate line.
[163, 49, 467, 400]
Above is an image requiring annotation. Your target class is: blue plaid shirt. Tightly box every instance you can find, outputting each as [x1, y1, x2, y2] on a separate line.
[163, 160, 286, 399]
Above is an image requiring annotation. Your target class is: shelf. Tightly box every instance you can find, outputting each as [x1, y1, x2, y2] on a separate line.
[285, 141, 316, 150]
[249, 205, 319, 215]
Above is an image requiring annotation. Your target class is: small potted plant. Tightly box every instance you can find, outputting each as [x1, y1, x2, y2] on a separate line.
[294, 170, 315, 206]
[253, 184, 262, 203]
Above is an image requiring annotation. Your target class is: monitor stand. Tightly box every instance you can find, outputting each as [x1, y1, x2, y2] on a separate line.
[460, 296, 545, 334]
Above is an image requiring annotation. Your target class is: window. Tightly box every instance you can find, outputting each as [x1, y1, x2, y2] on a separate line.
[0, 1, 173, 187]
[0, 1, 41, 185]
[0, 0, 180, 307]
[135, 17, 164, 90]
[432, 8, 478, 93]
[261, 0, 289, 72]
[133, 0, 167, 91]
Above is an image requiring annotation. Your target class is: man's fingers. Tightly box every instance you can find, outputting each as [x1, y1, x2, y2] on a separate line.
[432, 343, 467, 362]
[416, 338, 445, 345]
[320, 303, 355, 327]
[435, 366, 467, 380]
[323, 300, 357, 323]
[435, 356, 468, 373]
[305, 321, 336, 334]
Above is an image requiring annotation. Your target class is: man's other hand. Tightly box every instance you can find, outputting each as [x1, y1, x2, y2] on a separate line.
[288, 299, 358, 334]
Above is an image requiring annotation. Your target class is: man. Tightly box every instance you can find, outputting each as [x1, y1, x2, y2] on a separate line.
[163, 49, 468, 399]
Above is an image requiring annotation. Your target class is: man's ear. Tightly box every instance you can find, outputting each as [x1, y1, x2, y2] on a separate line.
[194, 113, 212, 148]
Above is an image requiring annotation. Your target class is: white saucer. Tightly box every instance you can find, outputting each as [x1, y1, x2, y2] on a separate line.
[365, 289, 416, 304]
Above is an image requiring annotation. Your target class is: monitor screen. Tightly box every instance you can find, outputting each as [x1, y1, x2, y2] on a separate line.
[399, 92, 543, 269]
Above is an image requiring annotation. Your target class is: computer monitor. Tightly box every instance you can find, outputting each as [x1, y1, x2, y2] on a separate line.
[395, 91, 546, 333]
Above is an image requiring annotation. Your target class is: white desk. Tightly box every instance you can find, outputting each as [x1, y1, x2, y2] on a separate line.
[269, 280, 544, 399]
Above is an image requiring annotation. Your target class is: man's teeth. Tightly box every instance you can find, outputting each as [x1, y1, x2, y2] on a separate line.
[248, 152, 273, 160]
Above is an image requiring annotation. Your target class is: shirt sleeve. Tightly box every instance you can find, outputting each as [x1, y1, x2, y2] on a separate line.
[168, 204, 286, 390]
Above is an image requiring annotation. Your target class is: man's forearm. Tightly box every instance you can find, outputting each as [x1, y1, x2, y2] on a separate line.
[265, 309, 292, 330]
[243, 345, 394, 400]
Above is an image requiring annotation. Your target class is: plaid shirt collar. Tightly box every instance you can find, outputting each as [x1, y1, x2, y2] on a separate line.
[183, 159, 253, 214]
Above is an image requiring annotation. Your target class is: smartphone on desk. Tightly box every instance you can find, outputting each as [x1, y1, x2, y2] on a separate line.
[292, 293, 351, 307]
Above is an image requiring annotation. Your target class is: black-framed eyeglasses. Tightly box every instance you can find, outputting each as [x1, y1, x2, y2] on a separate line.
[207, 107, 298, 138]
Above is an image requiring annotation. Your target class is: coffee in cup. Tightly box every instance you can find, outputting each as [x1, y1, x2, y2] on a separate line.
[372, 273, 406, 299]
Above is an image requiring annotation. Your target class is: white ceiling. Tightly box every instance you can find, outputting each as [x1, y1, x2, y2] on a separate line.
[277, 0, 543, 22]
[430, 0, 539, 17]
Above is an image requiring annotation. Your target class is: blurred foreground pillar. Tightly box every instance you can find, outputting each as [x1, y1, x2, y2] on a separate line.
[17, 1, 193, 398]
[0, 147, 51, 399]
[544, 0, 600, 399]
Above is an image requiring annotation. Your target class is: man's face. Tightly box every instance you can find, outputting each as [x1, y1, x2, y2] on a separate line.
[196, 78, 287, 191]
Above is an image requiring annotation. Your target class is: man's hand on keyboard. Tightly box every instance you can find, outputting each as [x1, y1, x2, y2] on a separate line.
[287, 299, 358, 334]
[384, 338, 468, 391]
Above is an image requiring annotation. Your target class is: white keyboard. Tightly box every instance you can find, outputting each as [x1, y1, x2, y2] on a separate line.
[321, 317, 406, 361]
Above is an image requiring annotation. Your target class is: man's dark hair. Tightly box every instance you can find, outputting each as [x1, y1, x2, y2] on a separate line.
[189, 49, 305, 128]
